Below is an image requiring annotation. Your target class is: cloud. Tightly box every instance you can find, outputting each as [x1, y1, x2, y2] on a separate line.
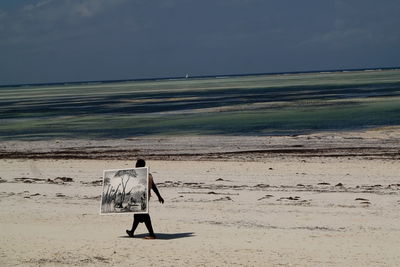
[20, 0, 126, 18]
[297, 0, 400, 50]
[22, 0, 53, 11]
[71, 0, 126, 18]
[0, 0, 128, 46]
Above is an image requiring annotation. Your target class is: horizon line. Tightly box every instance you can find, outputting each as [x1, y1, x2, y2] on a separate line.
[1, 65, 399, 88]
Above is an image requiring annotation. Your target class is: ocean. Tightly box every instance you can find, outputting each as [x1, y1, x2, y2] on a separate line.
[1, 69, 399, 140]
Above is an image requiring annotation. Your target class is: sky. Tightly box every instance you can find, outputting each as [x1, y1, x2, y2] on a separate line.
[0, 0, 399, 85]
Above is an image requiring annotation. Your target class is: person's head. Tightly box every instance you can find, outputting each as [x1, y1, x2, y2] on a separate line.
[135, 159, 146, 168]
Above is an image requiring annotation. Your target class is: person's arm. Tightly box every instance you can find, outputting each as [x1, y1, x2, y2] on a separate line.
[149, 173, 164, 204]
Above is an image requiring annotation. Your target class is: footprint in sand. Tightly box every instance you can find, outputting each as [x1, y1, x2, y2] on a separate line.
[255, 184, 270, 188]
[277, 196, 300, 201]
[0, 192, 15, 198]
[257, 194, 274, 201]
[215, 178, 232, 182]
[91, 180, 103, 186]
[53, 177, 74, 183]
[14, 177, 47, 184]
[355, 198, 371, 205]
[277, 196, 311, 205]
[213, 196, 233, 201]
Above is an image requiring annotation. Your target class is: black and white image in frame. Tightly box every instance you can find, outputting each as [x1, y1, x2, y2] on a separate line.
[100, 167, 148, 214]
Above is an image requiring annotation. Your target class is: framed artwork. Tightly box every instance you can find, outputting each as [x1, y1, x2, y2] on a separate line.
[100, 167, 148, 214]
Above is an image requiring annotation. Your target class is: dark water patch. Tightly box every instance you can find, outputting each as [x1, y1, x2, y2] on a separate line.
[1, 82, 400, 120]
[1, 71, 400, 140]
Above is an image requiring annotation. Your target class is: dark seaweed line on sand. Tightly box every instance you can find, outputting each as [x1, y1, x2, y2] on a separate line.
[0, 147, 398, 160]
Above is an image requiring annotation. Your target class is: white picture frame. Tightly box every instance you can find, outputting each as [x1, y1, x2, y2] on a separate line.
[100, 167, 149, 215]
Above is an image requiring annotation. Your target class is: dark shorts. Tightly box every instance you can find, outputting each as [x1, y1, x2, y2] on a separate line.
[134, 213, 150, 223]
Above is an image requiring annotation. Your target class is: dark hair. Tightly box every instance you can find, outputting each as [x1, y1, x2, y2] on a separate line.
[135, 159, 146, 168]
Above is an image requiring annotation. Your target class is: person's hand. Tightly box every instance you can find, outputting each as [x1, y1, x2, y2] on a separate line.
[158, 197, 164, 204]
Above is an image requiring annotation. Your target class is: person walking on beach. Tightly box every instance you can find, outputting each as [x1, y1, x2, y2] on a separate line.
[126, 159, 164, 239]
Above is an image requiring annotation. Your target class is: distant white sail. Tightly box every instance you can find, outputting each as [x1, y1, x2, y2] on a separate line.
[185, 73, 189, 79]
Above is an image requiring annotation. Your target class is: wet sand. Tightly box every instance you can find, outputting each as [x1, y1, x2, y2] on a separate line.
[1, 126, 400, 161]
[1, 128, 400, 266]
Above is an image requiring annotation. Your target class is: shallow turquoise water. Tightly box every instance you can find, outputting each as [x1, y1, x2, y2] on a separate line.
[0, 70, 399, 140]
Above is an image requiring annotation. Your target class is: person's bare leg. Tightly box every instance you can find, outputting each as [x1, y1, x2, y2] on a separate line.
[126, 220, 139, 237]
[144, 215, 156, 239]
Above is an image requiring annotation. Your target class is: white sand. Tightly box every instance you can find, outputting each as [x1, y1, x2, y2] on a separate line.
[1, 155, 400, 266]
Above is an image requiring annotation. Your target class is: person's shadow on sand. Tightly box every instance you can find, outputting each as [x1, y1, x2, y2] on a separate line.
[119, 232, 195, 240]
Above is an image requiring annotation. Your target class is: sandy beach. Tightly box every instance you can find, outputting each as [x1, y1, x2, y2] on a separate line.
[1, 128, 400, 266]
